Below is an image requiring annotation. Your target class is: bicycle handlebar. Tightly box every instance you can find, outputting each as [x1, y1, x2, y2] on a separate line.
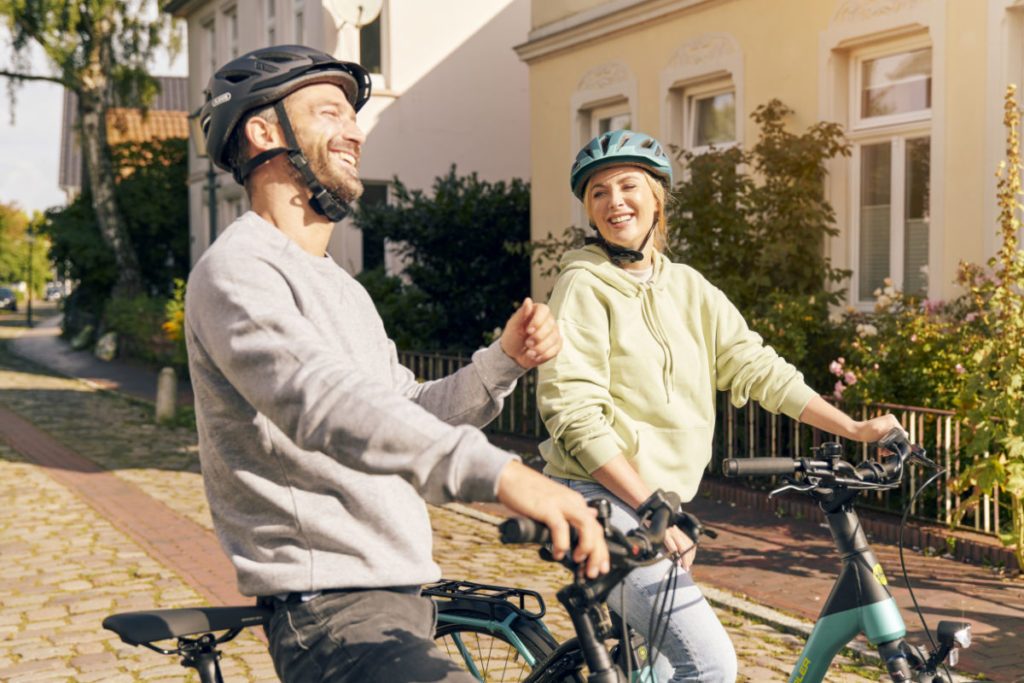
[721, 428, 934, 489]
[498, 489, 694, 566]
[722, 458, 801, 477]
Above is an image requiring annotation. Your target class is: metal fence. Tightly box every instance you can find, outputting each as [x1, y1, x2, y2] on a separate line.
[397, 349, 1005, 538]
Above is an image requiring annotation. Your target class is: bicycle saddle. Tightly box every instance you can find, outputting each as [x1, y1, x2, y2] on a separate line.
[103, 606, 272, 645]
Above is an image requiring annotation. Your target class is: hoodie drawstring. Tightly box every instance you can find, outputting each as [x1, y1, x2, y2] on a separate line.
[640, 286, 675, 402]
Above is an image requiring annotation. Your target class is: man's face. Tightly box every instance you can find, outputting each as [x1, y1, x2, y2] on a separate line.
[284, 82, 367, 203]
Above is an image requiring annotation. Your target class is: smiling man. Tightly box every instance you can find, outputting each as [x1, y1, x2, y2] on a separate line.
[184, 46, 609, 683]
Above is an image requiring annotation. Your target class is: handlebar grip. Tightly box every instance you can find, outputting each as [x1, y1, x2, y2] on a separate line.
[878, 427, 910, 455]
[499, 518, 550, 545]
[722, 458, 799, 477]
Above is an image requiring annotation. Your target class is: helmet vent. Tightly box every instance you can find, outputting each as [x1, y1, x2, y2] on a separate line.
[223, 72, 253, 84]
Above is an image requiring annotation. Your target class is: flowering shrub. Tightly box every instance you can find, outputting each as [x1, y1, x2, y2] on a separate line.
[828, 279, 980, 409]
[952, 85, 1024, 569]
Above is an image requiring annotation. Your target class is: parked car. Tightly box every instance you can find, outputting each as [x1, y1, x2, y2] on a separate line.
[0, 287, 17, 312]
[44, 282, 64, 302]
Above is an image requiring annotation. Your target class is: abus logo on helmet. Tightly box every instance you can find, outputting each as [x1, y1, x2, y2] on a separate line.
[210, 92, 232, 108]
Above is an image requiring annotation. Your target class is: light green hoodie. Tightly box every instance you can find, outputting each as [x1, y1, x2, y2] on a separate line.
[537, 245, 818, 502]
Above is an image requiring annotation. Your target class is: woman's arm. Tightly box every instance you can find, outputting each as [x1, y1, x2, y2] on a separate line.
[799, 394, 903, 443]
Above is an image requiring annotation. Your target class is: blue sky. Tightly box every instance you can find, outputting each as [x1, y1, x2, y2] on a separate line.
[1, 40, 186, 216]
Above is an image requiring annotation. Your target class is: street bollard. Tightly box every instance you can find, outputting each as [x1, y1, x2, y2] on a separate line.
[155, 367, 177, 423]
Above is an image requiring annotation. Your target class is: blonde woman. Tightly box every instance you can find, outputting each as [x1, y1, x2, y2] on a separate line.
[537, 129, 901, 682]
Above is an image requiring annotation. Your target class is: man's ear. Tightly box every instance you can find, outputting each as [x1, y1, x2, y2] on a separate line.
[244, 114, 283, 153]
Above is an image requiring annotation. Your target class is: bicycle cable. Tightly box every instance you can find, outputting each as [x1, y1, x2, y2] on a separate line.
[897, 467, 952, 679]
[645, 559, 679, 675]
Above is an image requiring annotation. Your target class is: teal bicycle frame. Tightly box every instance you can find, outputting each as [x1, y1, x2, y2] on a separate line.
[787, 507, 906, 683]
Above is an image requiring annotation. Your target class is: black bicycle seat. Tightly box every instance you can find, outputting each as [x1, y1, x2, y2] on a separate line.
[103, 606, 272, 645]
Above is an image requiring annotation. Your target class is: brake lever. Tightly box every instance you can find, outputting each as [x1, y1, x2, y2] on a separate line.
[674, 510, 718, 543]
[769, 480, 817, 499]
[907, 444, 939, 469]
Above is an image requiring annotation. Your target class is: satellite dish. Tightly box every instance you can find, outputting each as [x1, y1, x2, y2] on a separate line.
[325, 0, 384, 28]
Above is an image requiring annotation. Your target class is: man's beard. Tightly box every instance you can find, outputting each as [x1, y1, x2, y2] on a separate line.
[294, 130, 363, 203]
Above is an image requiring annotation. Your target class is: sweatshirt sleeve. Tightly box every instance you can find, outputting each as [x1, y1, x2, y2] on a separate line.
[709, 284, 818, 420]
[185, 252, 516, 505]
[537, 273, 624, 473]
[388, 339, 526, 427]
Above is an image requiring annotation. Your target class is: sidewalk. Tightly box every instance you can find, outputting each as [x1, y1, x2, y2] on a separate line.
[2, 313, 1022, 681]
[7, 310, 193, 406]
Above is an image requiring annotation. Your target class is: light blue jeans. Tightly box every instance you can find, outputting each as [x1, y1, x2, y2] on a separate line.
[554, 478, 738, 683]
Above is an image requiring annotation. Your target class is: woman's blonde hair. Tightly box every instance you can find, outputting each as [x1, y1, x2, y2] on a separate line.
[582, 165, 668, 252]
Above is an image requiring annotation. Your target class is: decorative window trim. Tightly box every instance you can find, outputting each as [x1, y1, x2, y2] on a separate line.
[569, 60, 638, 227]
[659, 33, 743, 174]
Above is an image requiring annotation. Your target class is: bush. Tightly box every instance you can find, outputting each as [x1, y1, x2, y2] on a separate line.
[354, 166, 531, 351]
[827, 281, 980, 408]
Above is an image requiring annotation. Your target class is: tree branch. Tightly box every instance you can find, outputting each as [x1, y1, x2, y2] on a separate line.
[0, 69, 68, 87]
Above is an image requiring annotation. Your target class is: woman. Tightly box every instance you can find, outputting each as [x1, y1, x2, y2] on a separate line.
[536, 130, 901, 682]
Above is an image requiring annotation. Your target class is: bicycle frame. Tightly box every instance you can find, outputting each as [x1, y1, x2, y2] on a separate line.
[788, 506, 906, 683]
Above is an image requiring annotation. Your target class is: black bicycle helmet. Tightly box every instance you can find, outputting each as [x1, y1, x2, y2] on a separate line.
[198, 45, 370, 175]
[195, 45, 371, 221]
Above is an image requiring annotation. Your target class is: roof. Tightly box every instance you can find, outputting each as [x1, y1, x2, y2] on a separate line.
[58, 76, 190, 194]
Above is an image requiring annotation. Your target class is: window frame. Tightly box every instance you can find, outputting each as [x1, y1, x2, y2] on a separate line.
[684, 79, 738, 154]
[264, 0, 277, 45]
[850, 41, 933, 131]
[849, 127, 932, 306]
[222, 5, 238, 60]
[293, 0, 304, 44]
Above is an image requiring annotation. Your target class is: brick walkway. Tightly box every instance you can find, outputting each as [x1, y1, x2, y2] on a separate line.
[1, 312, 1021, 681]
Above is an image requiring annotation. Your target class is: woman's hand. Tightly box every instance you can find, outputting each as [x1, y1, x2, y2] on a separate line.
[800, 396, 905, 444]
[850, 413, 906, 445]
[664, 525, 697, 570]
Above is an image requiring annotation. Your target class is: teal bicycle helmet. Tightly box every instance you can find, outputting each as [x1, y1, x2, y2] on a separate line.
[570, 130, 673, 200]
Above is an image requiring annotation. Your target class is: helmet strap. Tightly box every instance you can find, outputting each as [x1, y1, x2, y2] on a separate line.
[233, 101, 351, 222]
[274, 101, 351, 222]
[585, 220, 657, 267]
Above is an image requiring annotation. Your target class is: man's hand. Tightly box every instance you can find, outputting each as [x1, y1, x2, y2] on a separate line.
[500, 298, 562, 369]
[496, 461, 610, 578]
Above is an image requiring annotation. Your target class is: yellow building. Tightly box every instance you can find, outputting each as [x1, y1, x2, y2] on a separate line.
[517, 0, 1018, 307]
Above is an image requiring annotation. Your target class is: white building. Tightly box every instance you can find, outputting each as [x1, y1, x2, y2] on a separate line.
[164, 0, 530, 272]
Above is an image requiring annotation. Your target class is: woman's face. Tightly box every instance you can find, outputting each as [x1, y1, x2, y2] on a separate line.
[585, 165, 658, 255]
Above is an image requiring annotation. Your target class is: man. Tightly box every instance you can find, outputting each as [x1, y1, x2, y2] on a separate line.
[185, 45, 609, 682]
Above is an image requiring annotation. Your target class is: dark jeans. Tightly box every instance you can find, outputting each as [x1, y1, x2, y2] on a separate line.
[263, 588, 476, 682]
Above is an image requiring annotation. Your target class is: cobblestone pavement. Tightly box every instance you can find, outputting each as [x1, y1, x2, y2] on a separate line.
[0, 321, 900, 682]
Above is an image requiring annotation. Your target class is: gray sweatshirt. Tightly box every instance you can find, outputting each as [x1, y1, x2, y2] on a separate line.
[184, 212, 521, 597]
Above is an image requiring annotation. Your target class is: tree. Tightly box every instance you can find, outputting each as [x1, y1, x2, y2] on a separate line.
[0, 0, 181, 295]
[666, 100, 852, 382]
[45, 137, 189, 332]
[953, 85, 1024, 571]
[354, 167, 532, 352]
[0, 201, 50, 292]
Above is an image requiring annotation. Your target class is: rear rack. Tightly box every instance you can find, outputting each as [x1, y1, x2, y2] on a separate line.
[423, 579, 546, 620]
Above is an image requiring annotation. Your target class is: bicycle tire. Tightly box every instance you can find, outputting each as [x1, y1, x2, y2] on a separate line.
[434, 602, 583, 682]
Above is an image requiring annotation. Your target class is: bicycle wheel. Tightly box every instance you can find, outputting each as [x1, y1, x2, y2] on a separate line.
[434, 601, 583, 682]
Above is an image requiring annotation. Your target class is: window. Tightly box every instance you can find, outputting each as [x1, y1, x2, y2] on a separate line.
[850, 43, 931, 303]
[590, 102, 631, 139]
[265, 0, 276, 44]
[360, 13, 383, 75]
[224, 6, 238, 59]
[855, 47, 931, 128]
[293, 0, 304, 44]
[201, 18, 216, 85]
[690, 90, 735, 148]
[360, 182, 389, 271]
